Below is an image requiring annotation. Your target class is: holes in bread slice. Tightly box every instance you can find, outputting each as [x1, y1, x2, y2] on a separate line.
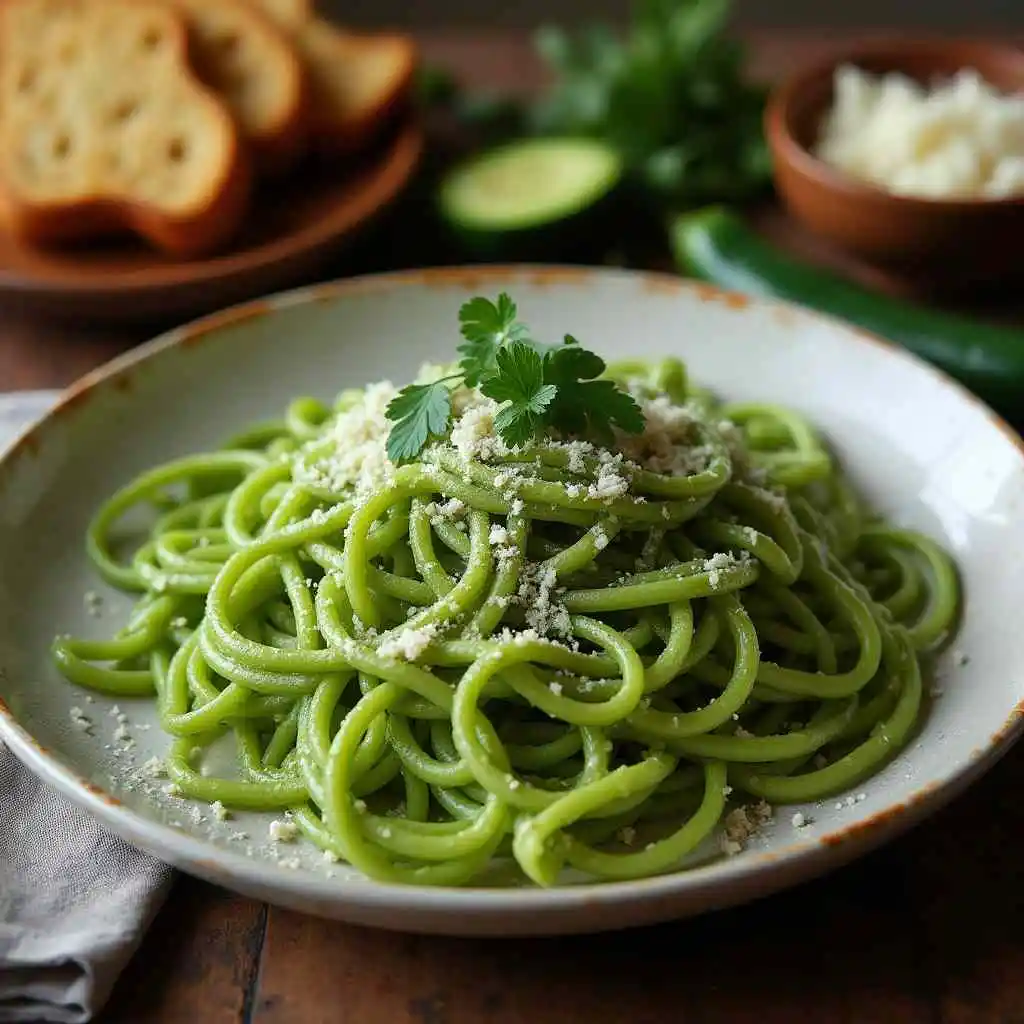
[52, 132, 72, 160]
[167, 136, 188, 163]
[140, 24, 165, 51]
[15, 65, 37, 93]
[109, 97, 140, 124]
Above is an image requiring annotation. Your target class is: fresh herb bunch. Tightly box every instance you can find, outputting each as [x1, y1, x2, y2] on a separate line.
[530, 0, 770, 207]
[385, 294, 645, 462]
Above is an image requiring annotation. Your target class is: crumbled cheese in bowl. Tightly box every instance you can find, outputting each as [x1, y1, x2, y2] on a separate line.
[814, 65, 1024, 199]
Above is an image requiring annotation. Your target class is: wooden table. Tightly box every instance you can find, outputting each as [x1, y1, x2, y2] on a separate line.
[4, 30, 1022, 1024]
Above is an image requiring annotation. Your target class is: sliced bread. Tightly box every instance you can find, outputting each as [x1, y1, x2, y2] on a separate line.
[249, 0, 416, 154]
[169, 0, 309, 172]
[299, 25, 416, 154]
[0, 0, 251, 256]
[249, 0, 309, 31]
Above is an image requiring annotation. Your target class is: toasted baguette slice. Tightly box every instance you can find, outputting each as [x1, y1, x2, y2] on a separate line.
[0, 0, 251, 257]
[169, 0, 309, 172]
[247, 0, 416, 154]
[250, 0, 309, 31]
[299, 25, 416, 153]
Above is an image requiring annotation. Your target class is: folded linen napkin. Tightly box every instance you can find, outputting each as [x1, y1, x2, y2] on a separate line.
[0, 391, 173, 1023]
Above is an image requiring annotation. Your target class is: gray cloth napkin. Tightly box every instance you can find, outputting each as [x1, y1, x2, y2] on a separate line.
[0, 391, 174, 1023]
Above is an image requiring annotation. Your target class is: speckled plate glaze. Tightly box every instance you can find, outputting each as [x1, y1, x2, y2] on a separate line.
[1, 267, 1022, 937]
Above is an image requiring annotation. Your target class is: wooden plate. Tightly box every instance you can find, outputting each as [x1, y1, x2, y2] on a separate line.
[0, 120, 423, 325]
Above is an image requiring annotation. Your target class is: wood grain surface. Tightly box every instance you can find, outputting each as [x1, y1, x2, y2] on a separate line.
[4, 29, 1020, 1024]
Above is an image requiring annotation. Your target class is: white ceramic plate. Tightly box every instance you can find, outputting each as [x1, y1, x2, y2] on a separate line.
[1, 267, 1023, 937]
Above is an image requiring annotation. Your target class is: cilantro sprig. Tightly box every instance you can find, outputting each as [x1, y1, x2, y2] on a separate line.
[385, 293, 645, 463]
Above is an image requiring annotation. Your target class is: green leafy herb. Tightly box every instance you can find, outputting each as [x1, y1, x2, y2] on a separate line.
[386, 293, 646, 460]
[457, 293, 529, 386]
[481, 343, 558, 447]
[531, 0, 770, 207]
[416, 1, 768, 224]
[385, 381, 453, 463]
[544, 335, 644, 440]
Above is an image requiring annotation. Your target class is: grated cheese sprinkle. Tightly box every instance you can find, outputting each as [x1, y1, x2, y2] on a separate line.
[294, 380, 397, 499]
[377, 623, 439, 662]
[269, 819, 299, 843]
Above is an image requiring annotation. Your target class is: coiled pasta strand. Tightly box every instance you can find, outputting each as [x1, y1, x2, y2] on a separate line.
[51, 357, 960, 887]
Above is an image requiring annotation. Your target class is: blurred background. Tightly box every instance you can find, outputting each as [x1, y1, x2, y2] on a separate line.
[329, 0, 1022, 29]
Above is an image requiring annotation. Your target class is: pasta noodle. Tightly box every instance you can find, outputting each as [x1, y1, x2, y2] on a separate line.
[52, 355, 960, 887]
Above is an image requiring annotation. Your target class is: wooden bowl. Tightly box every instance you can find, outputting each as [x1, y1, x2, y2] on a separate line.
[765, 41, 1024, 288]
[0, 119, 423, 325]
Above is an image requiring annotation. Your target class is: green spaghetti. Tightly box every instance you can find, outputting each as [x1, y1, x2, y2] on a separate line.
[52, 294, 960, 888]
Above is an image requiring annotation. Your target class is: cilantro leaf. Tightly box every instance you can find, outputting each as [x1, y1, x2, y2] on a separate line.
[480, 343, 558, 448]
[539, 332, 644, 440]
[481, 343, 553, 407]
[457, 293, 529, 386]
[549, 379, 645, 442]
[385, 381, 452, 463]
[387, 292, 645, 459]
[544, 334, 606, 384]
[531, 0, 771, 206]
[494, 403, 547, 448]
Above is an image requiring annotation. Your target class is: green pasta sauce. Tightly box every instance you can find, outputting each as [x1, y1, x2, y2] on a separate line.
[51, 336, 960, 888]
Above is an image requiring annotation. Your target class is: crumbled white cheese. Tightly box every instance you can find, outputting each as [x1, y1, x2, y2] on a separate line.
[615, 395, 714, 477]
[704, 551, 738, 589]
[269, 819, 299, 843]
[377, 622, 438, 662]
[518, 562, 571, 638]
[430, 497, 466, 520]
[587, 461, 629, 502]
[449, 398, 509, 461]
[721, 800, 773, 855]
[293, 380, 397, 498]
[211, 801, 230, 821]
[69, 707, 93, 733]
[815, 64, 1024, 199]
